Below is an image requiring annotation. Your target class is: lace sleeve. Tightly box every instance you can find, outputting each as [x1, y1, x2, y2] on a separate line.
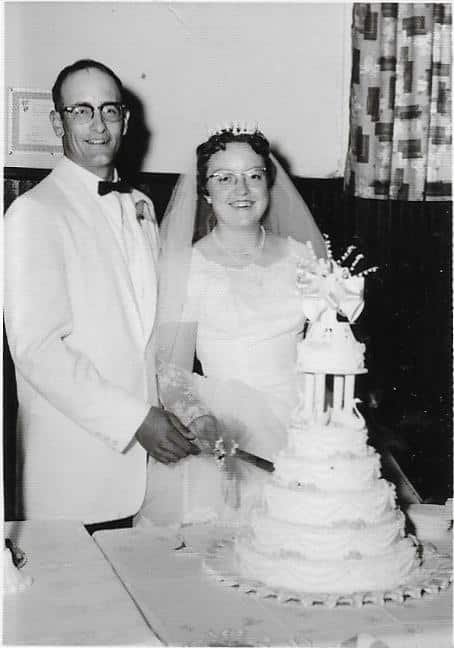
[156, 321, 211, 427]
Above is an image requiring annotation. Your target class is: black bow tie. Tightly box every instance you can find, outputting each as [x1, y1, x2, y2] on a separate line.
[98, 180, 132, 196]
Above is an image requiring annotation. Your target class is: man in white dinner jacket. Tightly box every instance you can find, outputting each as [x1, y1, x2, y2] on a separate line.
[4, 59, 200, 530]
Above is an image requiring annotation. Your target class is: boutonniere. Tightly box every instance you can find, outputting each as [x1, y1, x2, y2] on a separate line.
[135, 199, 152, 225]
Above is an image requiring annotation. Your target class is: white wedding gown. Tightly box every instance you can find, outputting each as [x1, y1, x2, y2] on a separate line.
[136, 237, 310, 527]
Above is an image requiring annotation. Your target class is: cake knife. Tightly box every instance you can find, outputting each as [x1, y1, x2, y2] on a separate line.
[191, 438, 275, 473]
[208, 440, 275, 473]
[234, 448, 275, 472]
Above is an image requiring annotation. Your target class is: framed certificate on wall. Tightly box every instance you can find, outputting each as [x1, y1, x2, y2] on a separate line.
[7, 88, 62, 159]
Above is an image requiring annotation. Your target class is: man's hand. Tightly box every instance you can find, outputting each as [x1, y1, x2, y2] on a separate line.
[136, 407, 200, 464]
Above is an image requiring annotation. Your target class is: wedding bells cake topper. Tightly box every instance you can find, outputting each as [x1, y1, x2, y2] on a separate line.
[296, 235, 378, 325]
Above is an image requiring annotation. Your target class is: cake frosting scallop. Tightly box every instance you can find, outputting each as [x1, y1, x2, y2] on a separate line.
[234, 245, 420, 595]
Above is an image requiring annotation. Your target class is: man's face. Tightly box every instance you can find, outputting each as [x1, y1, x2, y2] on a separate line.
[50, 67, 129, 179]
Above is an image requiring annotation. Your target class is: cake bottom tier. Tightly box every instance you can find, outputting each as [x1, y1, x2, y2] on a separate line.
[249, 509, 408, 560]
[234, 536, 419, 594]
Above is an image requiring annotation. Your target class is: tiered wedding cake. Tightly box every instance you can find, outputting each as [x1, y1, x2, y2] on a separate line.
[234, 245, 420, 594]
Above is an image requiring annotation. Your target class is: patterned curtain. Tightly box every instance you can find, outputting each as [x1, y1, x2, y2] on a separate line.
[345, 3, 452, 201]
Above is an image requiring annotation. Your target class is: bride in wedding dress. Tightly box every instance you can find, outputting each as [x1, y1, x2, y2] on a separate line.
[136, 124, 326, 527]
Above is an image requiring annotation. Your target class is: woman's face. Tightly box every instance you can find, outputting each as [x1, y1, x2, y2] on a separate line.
[205, 142, 269, 230]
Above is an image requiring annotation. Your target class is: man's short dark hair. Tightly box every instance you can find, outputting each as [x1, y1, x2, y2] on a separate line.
[52, 59, 124, 110]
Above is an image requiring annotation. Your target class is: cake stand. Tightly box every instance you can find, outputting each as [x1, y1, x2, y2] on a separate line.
[202, 533, 452, 608]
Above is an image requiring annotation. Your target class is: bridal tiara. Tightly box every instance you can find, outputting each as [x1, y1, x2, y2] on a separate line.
[207, 121, 260, 138]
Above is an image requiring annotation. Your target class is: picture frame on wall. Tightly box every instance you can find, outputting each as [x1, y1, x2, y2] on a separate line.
[7, 88, 62, 160]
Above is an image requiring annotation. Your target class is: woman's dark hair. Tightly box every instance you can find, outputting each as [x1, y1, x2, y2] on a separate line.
[52, 59, 124, 111]
[196, 130, 276, 196]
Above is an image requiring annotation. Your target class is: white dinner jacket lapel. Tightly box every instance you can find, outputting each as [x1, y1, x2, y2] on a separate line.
[53, 167, 146, 347]
[131, 192, 160, 345]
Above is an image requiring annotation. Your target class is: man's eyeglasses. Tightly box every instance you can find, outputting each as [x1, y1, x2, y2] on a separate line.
[59, 102, 127, 125]
[207, 167, 267, 188]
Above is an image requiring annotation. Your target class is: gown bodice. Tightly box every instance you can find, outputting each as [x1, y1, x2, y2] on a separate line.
[184, 237, 309, 395]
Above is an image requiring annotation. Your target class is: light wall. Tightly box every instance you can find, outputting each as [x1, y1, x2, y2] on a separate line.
[4, 2, 352, 177]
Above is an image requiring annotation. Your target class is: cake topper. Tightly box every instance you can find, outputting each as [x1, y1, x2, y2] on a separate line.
[296, 235, 378, 324]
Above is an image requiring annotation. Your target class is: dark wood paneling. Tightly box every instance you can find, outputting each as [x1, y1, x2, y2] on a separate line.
[3, 167, 178, 222]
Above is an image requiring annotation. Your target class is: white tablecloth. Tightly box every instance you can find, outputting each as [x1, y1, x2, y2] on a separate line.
[2, 520, 162, 645]
[94, 523, 452, 647]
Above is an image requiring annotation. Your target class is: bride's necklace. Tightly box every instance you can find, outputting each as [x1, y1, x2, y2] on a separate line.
[212, 226, 266, 265]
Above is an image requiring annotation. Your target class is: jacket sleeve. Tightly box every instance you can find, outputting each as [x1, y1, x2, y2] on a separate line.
[4, 194, 150, 453]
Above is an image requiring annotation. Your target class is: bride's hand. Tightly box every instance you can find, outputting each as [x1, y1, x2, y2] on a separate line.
[188, 414, 219, 450]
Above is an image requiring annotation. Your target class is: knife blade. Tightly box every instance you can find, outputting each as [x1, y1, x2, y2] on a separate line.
[234, 448, 275, 473]
[205, 437, 276, 473]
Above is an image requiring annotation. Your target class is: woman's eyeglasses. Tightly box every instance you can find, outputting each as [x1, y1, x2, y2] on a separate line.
[207, 167, 267, 188]
[60, 102, 126, 124]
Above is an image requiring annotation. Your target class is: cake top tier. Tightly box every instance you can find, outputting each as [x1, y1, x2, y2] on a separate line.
[297, 239, 378, 324]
